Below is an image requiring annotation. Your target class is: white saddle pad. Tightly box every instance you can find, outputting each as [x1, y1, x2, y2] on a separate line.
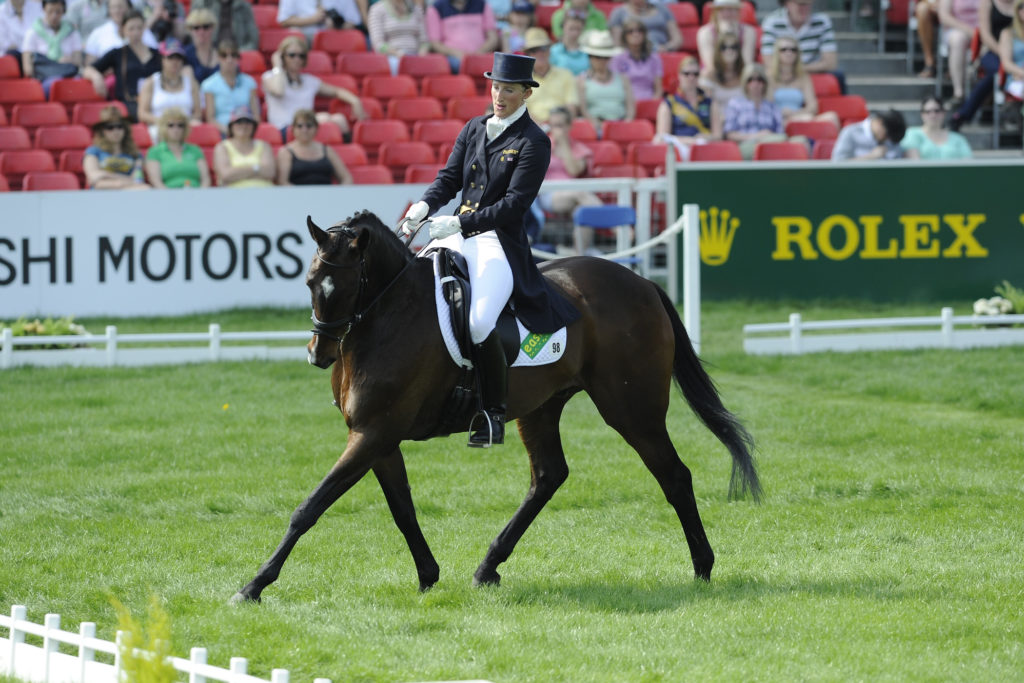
[420, 250, 567, 369]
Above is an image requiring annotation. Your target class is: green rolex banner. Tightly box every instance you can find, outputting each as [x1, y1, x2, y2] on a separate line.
[675, 161, 1024, 301]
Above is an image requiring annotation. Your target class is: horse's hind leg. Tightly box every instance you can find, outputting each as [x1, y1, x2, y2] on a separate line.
[473, 393, 572, 586]
[372, 449, 440, 591]
[588, 387, 716, 581]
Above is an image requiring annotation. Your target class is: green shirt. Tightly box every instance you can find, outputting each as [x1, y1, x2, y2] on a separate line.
[146, 142, 205, 188]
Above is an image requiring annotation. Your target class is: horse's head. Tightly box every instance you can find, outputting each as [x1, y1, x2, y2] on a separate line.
[305, 211, 412, 368]
[305, 215, 370, 368]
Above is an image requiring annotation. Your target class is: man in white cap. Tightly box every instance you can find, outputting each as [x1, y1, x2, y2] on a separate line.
[400, 52, 581, 448]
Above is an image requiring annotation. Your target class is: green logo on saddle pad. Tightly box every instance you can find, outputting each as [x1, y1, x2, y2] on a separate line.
[521, 333, 552, 359]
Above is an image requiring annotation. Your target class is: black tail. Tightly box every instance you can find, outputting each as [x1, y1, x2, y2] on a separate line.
[655, 286, 762, 502]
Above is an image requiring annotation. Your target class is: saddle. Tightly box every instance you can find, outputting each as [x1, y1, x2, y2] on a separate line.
[420, 247, 519, 438]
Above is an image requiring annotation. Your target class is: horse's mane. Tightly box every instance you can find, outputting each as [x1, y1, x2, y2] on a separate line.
[338, 210, 414, 265]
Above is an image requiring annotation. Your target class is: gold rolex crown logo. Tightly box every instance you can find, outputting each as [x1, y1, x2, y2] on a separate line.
[699, 206, 740, 266]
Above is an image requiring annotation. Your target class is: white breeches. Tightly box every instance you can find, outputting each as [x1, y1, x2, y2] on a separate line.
[431, 230, 513, 344]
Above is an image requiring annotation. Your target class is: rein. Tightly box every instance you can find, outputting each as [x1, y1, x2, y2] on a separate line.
[310, 230, 414, 345]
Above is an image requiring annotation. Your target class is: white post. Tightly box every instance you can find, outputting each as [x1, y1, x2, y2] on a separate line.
[1, 328, 12, 370]
[271, 669, 289, 683]
[666, 148, 679, 304]
[941, 307, 954, 347]
[79, 622, 96, 683]
[635, 186, 651, 276]
[114, 631, 124, 680]
[682, 203, 701, 354]
[789, 313, 802, 354]
[43, 613, 60, 683]
[105, 325, 118, 367]
[209, 324, 221, 362]
[7, 605, 26, 676]
[229, 656, 247, 679]
[313, 679, 333, 683]
[189, 647, 207, 683]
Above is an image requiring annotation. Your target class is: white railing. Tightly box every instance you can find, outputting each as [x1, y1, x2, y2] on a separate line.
[0, 325, 310, 370]
[0, 605, 330, 683]
[743, 307, 1024, 355]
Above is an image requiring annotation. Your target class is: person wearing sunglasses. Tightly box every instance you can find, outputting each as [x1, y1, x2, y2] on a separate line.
[187, 0, 258, 52]
[276, 108, 353, 185]
[182, 8, 219, 82]
[145, 106, 212, 187]
[723, 62, 791, 160]
[610, 18, 663, 101]
[83, 105, 152, 189]
[767, 33, 840, 129]
[697, 0, 757, 71]
[700, 30, 745, 132]
[201, 38, 259, 135]
[656, 55, 718, 159]
[900, 96, 972, 159]
[263, 34, 365, 142]
[607, 0, 682, 53]
[760, 0, 845, 94]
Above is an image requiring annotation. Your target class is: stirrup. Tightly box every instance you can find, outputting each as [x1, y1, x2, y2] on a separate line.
[468, 409, 504, 448]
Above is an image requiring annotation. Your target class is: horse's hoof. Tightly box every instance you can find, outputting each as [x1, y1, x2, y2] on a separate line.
[229, 591, 260, 605]
[472, 568, 501, 587]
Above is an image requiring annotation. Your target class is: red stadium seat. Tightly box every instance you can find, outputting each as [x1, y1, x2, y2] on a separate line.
[0, 149, 56, 190]
[591, 164, 647, 178]
[679, 25, 699, 53]
[627, 142, 674, 176]
[336, 52, 390, 81]
[361, 74, 418, 104]
[421, 74, 477, 103]
[753, 141, 810, 161]
[58, 148, 86, 185]
[12, 102, 69, 137]
[349, 164, 393, 184]
[810, 73, 842, 97]
[438, 141, 454, 162]
[818, 95, 868, 125]
[446, 95, 492, 121]
[71, 100, 127, 126]
[602, 119, 655, 144]
[785, 120, 839, 142]
[0, 79, 45, 116]
[397, 54, 450, 78]
[0, 54, 21, 79]
[252, 4, 279, 29]
[569, 118, 598, 142]
[0, 175, 9, 191]
[412, 119, 464, 156]
[584, 140, 624, 166]
[379, 140, 436, 181]
[352, 118, 410, 163]
[329, 95, 385, 120]
[0, 107, 7, 126]
[285, 121, 343, 143]
[34, 124, 92, 152]
[535, 4, 557, 30]
[186, 122, 223, 147]
[318, 73, 359, 94]
[305, 50, 334, 76]
[669, 2, 699, 26]
[313, 29, 368, 56]
[239, 50, 268, 76]
[812, 138, 836, 160]
[49, 78, 102, 111]
[255, 122, 283, 145]
[387, 96, 444, 123]
[331, 142, 369, 167]
[131, 122, 152, 149]
[690, 140, 742, 161]
[458, 53, 494, 92]
[23, 170, 80, 191]
[635, 98, 661, 122]
[259, 29, 305, 57]
[404, 164, 443, 184]
[0, 126, 32, 151]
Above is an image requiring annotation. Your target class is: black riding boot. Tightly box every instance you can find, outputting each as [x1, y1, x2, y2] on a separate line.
[468, 329, 507, 448]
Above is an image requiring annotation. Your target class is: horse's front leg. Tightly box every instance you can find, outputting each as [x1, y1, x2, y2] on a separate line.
[231, 432, 387, 603]
[373, 449, 440, 591]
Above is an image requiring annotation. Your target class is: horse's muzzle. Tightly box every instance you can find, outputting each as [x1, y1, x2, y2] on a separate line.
[307, 336, 337, 369]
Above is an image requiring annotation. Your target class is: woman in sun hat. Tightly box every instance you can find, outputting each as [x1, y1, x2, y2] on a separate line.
[399, 52, 581, 449]
[577, 29, 635, 131]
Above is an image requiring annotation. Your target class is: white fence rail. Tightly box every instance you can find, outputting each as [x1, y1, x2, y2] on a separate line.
[0, 325, 310, 369]
[0, 605, 330, 683]
[743, 307, 1024, 355]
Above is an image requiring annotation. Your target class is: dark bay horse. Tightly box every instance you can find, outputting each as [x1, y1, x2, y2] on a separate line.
[232, 210, 760, 602]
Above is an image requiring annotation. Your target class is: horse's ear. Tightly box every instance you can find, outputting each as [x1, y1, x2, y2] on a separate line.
[307, 216, 329, 248]
[355, 226, 371, 253]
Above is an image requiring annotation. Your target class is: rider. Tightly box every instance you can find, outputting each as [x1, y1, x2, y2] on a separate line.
[403, 52, 580, 448]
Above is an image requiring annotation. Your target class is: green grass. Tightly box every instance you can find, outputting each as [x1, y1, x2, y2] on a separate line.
[2, 300, 1023, 682]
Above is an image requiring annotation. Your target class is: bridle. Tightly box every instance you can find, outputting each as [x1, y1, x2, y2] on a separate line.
[309, 227, 413, 345]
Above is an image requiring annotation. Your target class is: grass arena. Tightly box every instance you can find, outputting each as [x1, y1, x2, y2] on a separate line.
[2, 295, 1022, 681]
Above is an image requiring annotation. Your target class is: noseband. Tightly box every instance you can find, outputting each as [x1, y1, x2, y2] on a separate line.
[310, 227, 412, 345]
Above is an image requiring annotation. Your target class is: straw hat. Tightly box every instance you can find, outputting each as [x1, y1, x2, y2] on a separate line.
[580, 30, 623, 58]
[523, 27, 552, 51]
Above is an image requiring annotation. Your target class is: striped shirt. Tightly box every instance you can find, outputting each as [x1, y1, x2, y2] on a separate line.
[367, 1, 427, 56]
[759, 8, 837, 63]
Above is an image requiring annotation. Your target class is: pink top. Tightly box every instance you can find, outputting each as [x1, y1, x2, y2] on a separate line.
[951, 0, 979, 26]
[425, 3, 496, 54]
[546, 139, 592, 180]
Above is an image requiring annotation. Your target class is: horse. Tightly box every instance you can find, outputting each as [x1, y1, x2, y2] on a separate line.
[232, 210, 760, 602]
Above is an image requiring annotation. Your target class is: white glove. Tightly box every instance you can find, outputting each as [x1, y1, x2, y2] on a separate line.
[401, 201, 429, 236]
[428, 215, 462, 240]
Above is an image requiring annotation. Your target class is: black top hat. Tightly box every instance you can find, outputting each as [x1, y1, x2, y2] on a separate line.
[484, 52, 539, 88]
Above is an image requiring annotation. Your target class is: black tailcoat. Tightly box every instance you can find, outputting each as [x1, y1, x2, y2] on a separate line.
[420, 110, 580, 334]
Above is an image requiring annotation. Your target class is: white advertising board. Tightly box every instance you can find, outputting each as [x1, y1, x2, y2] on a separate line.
[0, 184, 447, 317]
